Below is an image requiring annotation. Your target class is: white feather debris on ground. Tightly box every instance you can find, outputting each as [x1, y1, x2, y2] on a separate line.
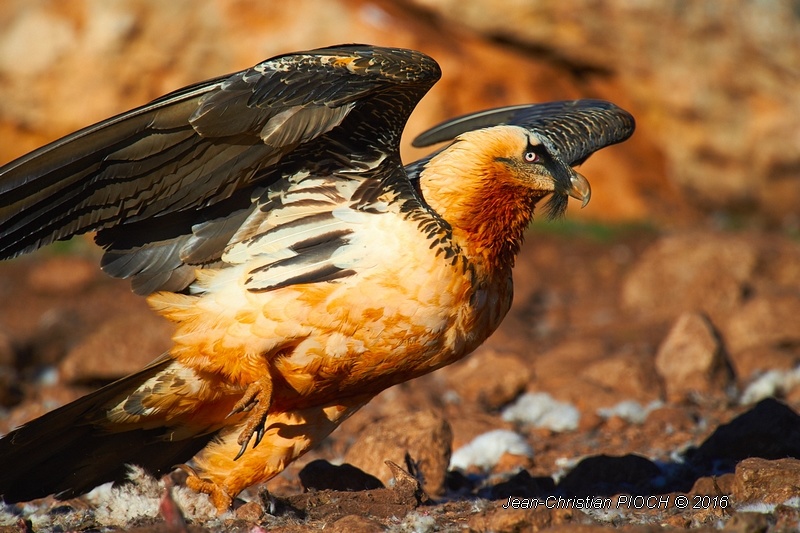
[501, 392, 580, 432]
[449, 429, 534, 471]
[740, 366, 800, 405]
[0, 467, 223, 531]
[88, 465, 221, 528]
[597, 400, 664, 424]
[388, 510, 438, 533]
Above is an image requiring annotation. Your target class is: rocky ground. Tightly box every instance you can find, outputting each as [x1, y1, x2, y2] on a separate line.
[0, 220, 799, 532]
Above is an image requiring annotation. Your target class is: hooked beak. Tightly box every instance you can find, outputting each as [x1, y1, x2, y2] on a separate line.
[568, 171, 591, 208]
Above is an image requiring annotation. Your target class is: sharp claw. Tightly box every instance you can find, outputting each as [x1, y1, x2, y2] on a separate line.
[230, 379, 273, 459]
[174, 463, 199, 477]
[227, 403, 251, 419]
[234, 439, 249, 461]
[233, 420, 266, 460]
[253, 424, 265, 449]
[227, 386, 260, 418]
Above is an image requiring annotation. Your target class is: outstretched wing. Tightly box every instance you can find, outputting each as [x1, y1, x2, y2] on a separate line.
[0, 45, 441, 293]
[409, 99, 635, 167]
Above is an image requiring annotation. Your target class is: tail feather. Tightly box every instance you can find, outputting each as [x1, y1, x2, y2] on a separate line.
[0, 359, 217, 503]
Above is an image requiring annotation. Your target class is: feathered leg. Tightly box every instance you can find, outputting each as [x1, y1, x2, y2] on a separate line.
[186, 393, 374, 512]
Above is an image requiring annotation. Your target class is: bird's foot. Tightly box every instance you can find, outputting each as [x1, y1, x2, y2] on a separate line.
[228, 379, 273, 460]
[179, 465, 233, 514]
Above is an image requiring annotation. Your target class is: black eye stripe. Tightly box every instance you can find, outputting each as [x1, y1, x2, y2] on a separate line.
[524, 142, 550, 163]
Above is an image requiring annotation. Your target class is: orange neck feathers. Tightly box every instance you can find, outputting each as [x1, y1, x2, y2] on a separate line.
[418, 127, 546, 270]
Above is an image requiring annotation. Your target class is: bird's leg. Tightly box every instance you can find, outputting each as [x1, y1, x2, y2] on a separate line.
[186, 475, 233, 513]
[177, 464, 233, 514]
[228, 378, 273, 460]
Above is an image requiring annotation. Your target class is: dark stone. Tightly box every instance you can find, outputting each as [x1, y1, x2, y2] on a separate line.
[299, 459, 384, 492]
[689, 398, 800, 473]
[557, 454, 662, 496]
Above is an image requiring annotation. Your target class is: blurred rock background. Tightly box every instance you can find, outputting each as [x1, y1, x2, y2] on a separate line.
[1, 0, 798, 226]
[2, 2, 800, 530]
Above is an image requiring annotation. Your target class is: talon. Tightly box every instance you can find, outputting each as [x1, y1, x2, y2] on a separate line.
[227, 403, 254, 417]
[231, 379, 273, 460]
[234, 440, 249, 462]
[175, 463, 199, 477]
[185, 472, 232, 514]
[253, 423, 265, 448]
[227, 384, 261, 418]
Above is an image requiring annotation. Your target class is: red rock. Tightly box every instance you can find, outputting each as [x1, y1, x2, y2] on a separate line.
[644, 405, 698, 436]
[445, 348, 531, 409]
[785, 385, 800, 405]
[773, 505, 800, 532]
[724, 512, 770, 533]
[580, 346, 662, 404]
[532, 339, 614, 409]
[734, 457, 800, 504]
[29, 308, 86, 368]
[59, 309, 174, 382]
[447, 408, 513, 450]
[343, 410, 452, 497]
[26, 256, 99, 295]
[468, 505, 555, 533]
[662, 513, 693, 529]
[621, 234, 757, 323]
[689, 472, 735, 496]
[751, 236, 800, 296]
[655, 312, 732, 401]
[329, 514, 385, 533]
[533, 339, 607, 382]
[576, 410, 603, 433]
[233, 500, 264, 522]
[0, 364, 22, 408]
[0, 329, 14, 367]
[602, 415, 628, 432]
[1, 384, 84, 433]
[494, 451, 535, 474]
[724, 295, 800, 354]
[728, 345, 799, 385]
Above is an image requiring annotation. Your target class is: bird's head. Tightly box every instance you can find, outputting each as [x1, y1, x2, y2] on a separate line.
[418, 124, 590, 267]
[471, 125, 591, 217]
[420, 125, 590, 220]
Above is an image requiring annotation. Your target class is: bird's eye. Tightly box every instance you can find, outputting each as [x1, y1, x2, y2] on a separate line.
[524, 151, 539, 163]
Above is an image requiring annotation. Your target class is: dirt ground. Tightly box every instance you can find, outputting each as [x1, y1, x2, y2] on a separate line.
[1, 220, 800, 532]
